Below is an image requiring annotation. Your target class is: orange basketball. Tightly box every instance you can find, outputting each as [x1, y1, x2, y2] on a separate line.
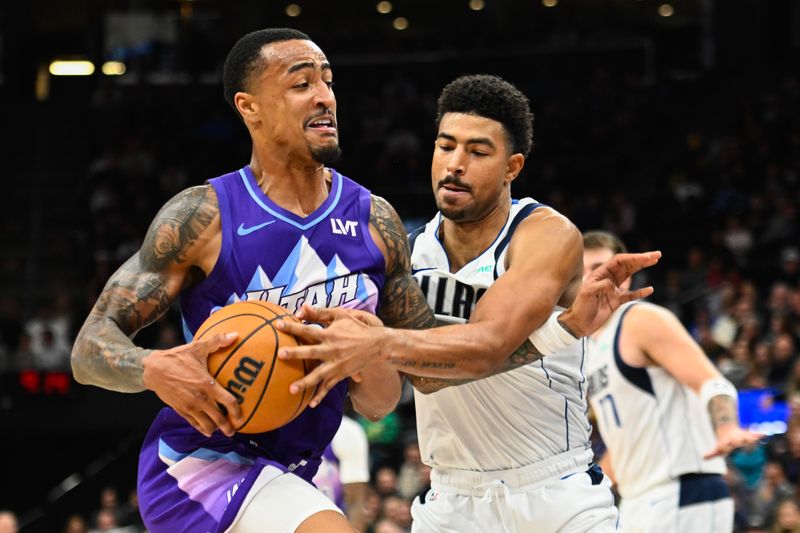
[195, 300, 314, 434]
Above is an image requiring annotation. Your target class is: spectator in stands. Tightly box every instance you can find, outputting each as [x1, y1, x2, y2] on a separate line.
[0, 510, 18, 533]
[749, 462, 795, 528]
[771, 499, 800, 533]
[63, 514, 88, 533]
[374, 466, 399, 498]
[396, 441, 424, 500]
[89, 486, 123, 530]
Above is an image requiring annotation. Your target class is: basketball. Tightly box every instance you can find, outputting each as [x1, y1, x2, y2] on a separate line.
[195, 300, 314, 434]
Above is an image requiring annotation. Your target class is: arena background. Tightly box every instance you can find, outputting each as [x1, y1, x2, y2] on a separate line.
[0, 0, 798, 531]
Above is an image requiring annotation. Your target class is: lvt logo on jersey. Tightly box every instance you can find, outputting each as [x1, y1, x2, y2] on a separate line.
[331, 218, 359, 237]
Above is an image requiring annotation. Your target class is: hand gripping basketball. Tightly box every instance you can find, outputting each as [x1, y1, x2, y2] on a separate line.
[276, 305, 386, 407]
[142, 331, 244, 438]
[195, 300, 318, 434]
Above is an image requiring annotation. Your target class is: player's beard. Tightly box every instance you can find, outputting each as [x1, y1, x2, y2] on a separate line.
[438, 203, 469, 221]
[310, 143, 342, 166]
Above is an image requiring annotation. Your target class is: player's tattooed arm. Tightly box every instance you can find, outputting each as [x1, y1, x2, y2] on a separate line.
[369, 195, 437, 331]
[708, 395, 738, 430]
[406, 339, 545, 394]
[71, 185, 218, 392]
[369, 195, 549, 394]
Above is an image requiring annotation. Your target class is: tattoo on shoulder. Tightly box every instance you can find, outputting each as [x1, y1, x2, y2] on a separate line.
[141, 185, 218, 270]
[369, 195, 436, 330]
[369, 195, 409, 277]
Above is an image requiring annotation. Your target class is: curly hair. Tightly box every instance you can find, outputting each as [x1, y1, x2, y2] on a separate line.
[222, 28, 311, 114]
[435, 74, 534, 158]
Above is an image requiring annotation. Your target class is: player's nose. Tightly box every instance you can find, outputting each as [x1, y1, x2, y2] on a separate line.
[312, 80, 335, 110]
[446, 147, 467, 176]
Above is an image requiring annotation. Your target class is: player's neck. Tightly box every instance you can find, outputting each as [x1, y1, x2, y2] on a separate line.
[248, 152, 331, 217]
[440, 198, 511, 273]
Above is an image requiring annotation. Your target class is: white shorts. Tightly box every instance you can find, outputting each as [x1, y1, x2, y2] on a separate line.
[411, 449, 619, 533]
[227, 464, 342, 533]
[619, 473, 733, 533]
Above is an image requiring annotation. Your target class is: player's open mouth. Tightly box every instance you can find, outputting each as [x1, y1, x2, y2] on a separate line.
[306, 115, 337, 134]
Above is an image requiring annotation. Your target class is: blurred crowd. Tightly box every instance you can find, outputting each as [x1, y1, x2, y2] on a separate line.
[0, 36, 798, 531]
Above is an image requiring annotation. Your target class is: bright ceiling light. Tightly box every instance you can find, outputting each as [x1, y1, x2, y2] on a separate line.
[393, 16, 409, 30]
[658, 3, 674, 17]
[377, 1, 393, 14]
[285, 4, 301, 17]
[101, 61, 126, 76]
[469, 0, 485, 10]
[543, 0, 558, 7]
[49, 60, 95, 76]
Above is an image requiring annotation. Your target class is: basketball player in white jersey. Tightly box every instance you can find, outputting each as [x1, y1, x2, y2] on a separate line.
[278, 74, 661, 532]
[582, 230, 762, 533]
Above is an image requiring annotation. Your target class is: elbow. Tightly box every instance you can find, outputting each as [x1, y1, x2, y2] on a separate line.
[413, 383, 438, 395]
[353, 402, 394, 423]
[70, 347, 90, 385]
[351, 391, 400, 422]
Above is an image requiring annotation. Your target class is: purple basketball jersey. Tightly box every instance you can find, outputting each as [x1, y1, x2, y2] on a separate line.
[137, 166, 385, 532]
[313, 445, 345, 510]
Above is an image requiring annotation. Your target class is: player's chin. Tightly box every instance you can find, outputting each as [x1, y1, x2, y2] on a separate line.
[437, 203, 469, 221]
[310, 142, 342, 166]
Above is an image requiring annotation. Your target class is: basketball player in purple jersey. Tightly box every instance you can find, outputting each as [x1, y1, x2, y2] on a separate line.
[71, 28, 434, 533]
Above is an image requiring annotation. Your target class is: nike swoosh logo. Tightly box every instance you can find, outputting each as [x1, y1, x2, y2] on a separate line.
[237, 220, 276, 236]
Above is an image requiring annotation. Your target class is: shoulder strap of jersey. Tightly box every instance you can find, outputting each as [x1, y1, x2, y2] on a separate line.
[493, 202, 542, 279]
[408, 224, 426, 253]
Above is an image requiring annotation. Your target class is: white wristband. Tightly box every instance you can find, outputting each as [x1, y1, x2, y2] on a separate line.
[699, 377, 738, 408]
[528, 312, 579, 356]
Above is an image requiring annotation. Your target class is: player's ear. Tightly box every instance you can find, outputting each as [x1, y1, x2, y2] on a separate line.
[235, 92, 258, 124]
[504, 153, 525, 185]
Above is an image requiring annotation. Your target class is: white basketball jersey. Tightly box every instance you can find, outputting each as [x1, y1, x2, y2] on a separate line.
[585, 302, 726, 499]
[409, 198, 591, 471]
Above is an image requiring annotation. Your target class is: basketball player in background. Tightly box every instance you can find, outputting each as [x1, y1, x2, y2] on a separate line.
[71, 28, 427, 533]
[582, 230, 763, 533]
[279, 74, 661, 531]
[313, 415, 371, 531]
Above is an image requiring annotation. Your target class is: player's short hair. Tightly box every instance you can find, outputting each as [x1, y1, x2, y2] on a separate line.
[223, 28, 311, 114]
[435, 74, 534, 158]
[583, 230, 628, 254]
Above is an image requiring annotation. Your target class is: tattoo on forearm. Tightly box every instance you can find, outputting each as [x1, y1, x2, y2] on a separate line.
[370, 195, 436, 330]
[72, 185, 218, 392]
[407, 339, 545, 393]
[708, 395, 738, 430]
[420, 361, 456, 369]
[389, 358, 418, 368]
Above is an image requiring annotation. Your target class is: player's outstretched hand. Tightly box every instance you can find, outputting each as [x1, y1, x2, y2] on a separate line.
[142, 332, 244, 438]
[560, 251, 662, 338]
[704, 425, 765, 459]
[276, 304, 386, 406]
